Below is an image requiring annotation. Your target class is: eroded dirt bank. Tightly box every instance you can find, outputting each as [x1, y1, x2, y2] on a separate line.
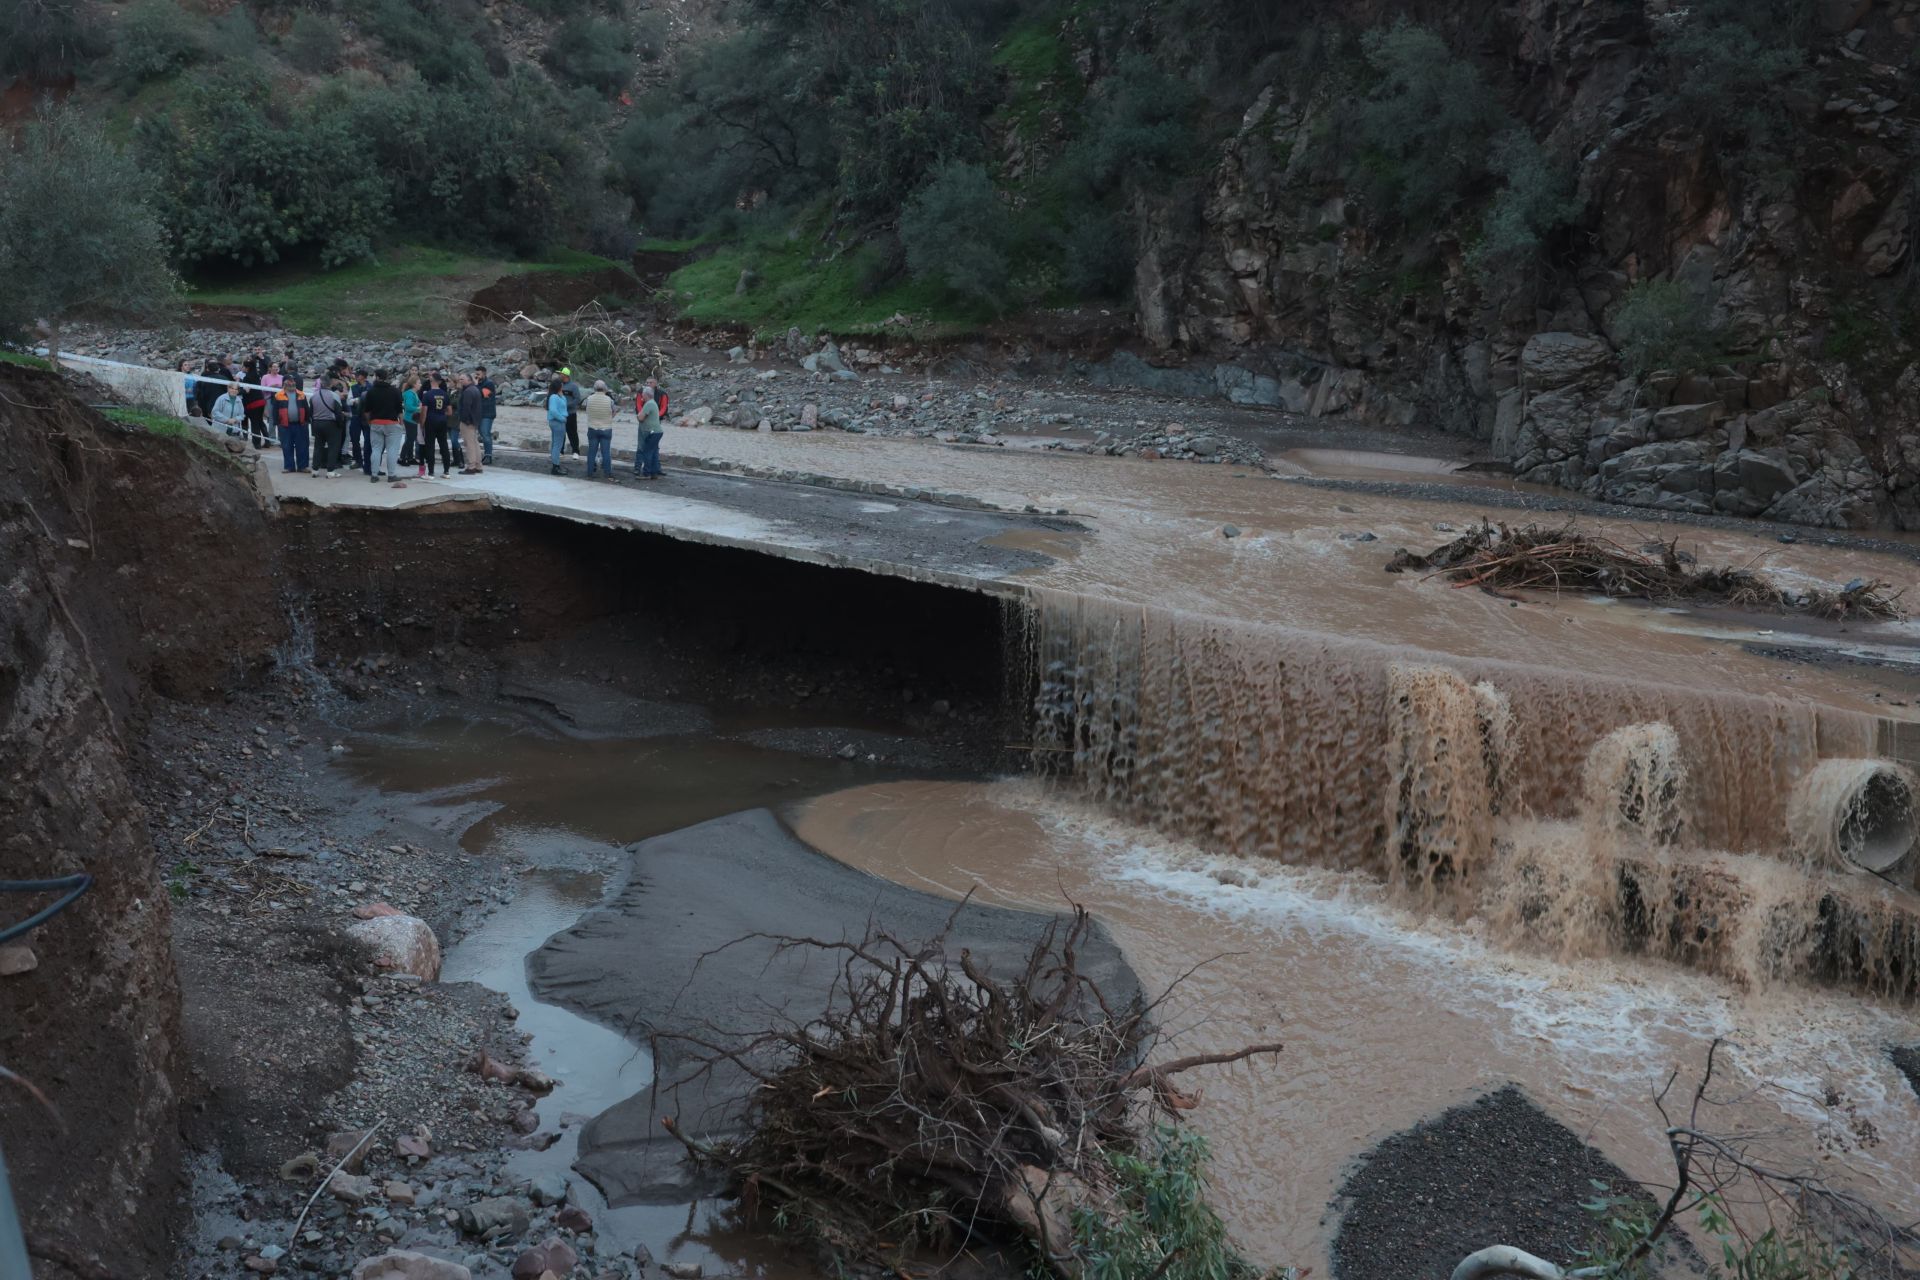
[0, 363, 283, 1278]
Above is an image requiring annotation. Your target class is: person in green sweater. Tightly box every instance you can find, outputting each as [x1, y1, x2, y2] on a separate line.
[400, 373, 423, 474]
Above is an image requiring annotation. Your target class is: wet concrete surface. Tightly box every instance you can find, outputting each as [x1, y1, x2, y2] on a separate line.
[266, 454, 1078, 589]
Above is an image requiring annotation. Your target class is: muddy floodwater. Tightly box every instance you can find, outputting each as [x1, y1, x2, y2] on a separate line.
[341, 713, 1920, 1279]
[793, 780, 1920, 1275]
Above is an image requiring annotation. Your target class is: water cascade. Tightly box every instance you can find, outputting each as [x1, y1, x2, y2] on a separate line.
[1017, 588, 1920, 994]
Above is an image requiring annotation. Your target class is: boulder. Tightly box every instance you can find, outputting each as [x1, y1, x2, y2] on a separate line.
[1651, 403, 1718, 441]
[680, 406, 714, 427]
[329, 1172, 376, 1205]
[800, 403, 819, 429]
[346, 914, 441, 981]
[1519, 332, 1613, 391]
[353, 1253, 473, 1280]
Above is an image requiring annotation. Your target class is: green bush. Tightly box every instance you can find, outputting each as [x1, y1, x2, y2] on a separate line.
[350, 0, 489, 83]
[112, 0, 206, 84]
[1057, 206, 1133, 298]
[544, 16, 633, 94]
[0, 104, 180, 355]
[1352, 20, 1505, 223]
[1081, 54, 1203, 189]
[285, 11, 340, 72]
[900, 160, 1013, 309]
[1655, 0, 1811, 174]
[0, 0, 110, 77]
[1612, 278, 1725, 377]
[1468, 130, 1583, 279]
[1068, 1126, 1262, 1280]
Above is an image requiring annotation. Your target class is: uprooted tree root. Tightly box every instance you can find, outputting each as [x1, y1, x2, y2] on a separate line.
[505, 303, 669, 385]
[651, 907, 1285, 1279]
[1386, 522, 1904, 622]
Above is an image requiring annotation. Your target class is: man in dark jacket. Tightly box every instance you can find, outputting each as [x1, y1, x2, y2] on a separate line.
[474, 365, 497, 464]
[362, 370, 406, 484]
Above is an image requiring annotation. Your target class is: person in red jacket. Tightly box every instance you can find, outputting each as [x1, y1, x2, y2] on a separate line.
[637, 375, 668, 421]
[273, 378, 311, 473]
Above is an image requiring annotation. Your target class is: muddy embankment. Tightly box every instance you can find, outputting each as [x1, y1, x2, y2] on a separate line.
[0, 364, 283, 1277]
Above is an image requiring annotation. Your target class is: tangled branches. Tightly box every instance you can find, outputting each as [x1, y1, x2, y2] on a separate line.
[1387, 522, 1903, 621]
[507, 303, 669, 386]
[1452, 1039, 1920, 1280]
[651, 908, 1282, 1277]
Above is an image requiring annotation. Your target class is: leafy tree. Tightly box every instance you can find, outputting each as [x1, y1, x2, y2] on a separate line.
[0, 0, 110, 78]
[1056, 206, 1133, 298]
[0, 106, 179, 362]
[112, 0, 206, 85]
[1352, 20, 1506, 224]
[1080, 54, 1203, 190]
[1468, 131, 1583, 280]
[285, 11, 340, 72]
[1655, 0, 1812, 174]
[900, 160, 1012, 308]
[543, 16, 633, 94]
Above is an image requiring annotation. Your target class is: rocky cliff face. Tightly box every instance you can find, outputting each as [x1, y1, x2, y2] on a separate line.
[0, 365, 282, 1276]
[1119, 0, 1918, 529]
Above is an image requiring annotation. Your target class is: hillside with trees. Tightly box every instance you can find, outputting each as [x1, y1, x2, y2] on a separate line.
[5, 0, 1920, 526]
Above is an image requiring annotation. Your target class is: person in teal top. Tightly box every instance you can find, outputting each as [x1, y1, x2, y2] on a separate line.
[400, 375, 423, 473]
[546, 379, 569, 474]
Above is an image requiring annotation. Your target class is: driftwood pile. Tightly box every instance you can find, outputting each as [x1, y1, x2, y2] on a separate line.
[1386, 522, 1903, 621]
[653, 908, 1282, 1277]
[507, 302, 669, 386]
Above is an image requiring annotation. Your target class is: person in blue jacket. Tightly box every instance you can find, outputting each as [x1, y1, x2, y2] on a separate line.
[546, 378, 569, 474]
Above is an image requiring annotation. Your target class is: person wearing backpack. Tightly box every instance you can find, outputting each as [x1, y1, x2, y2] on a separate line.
[311, 377, 349, 476]
[273, 378, 311, 474]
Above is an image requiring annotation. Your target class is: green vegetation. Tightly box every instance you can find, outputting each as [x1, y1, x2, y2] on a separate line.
[901, 162, 1014, 310]
[1822, 305, 1876, 363]
[0, 350, 56, 370]
[666, 236, 989, 341]
[1351, 20, 1505, 224]
[191, 246, 618, 337]
[112, 0, 206, 86]
[544, 16, 634, 94]
[1067, 1126, 1264, 1280]
[1468, 132, 1583, 280]
[140, 70, 600, 269]
[103, 406, 235, 461]
[0, 105, 181, 361]
[1655, 0, 1812, 178]
[1612, 278, 1728, 377]
[0, 0, 109, 77]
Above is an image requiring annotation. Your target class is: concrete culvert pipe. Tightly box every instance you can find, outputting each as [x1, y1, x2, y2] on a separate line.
[1788, 759, 1919, 880]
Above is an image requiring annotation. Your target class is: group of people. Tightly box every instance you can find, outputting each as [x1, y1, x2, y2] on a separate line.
[186, 348, 673, 483]
[543, 368, 668, 480]
[190, 350, 501, 484]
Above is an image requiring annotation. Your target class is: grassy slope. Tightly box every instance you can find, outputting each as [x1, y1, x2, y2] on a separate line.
[190, 246, 620, 338]
[665, 237, 991, 343]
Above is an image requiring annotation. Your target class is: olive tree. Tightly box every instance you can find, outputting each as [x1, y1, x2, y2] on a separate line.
[0, 105, 180, 363]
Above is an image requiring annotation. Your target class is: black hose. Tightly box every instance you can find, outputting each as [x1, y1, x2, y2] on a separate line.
[0, 876, 93, 946]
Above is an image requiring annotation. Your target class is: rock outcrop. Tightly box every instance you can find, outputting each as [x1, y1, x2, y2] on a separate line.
[1110, 0, 1919, 529]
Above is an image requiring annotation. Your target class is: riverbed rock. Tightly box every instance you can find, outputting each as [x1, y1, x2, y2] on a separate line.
[352, 1250, 474, 1280]
[346, 914, 441, 981]
[458, 1196, 532, 1238]
[680, 406, 714, 427]
[528, 1172, 568, 1206]
[0, 945, 38, 976]
[326, 1129, 376, 1173]
[329, 1171, 377, 1205]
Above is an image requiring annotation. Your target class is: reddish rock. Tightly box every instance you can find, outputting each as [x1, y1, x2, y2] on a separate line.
[346, 914, 441, 980]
